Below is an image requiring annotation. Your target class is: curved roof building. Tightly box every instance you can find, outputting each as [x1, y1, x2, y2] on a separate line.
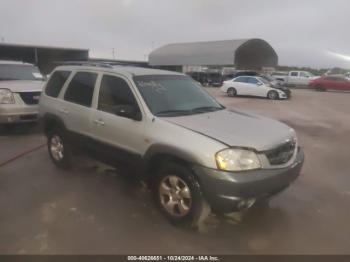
[149, 38, 278, 69]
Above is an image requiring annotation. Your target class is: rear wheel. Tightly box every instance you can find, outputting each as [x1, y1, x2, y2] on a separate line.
[316, 84, 326, 91]
[227, 87, 237, 97]
[154, 161, 210, 227]
[267, 90, 278, 100]
[47, 128, 72, 169]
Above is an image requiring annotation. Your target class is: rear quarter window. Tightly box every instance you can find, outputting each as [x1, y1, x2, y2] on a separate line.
[45, 71, 71, 98]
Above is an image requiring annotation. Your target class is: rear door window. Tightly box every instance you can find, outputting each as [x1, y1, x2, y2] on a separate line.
[64, 72, 97, 107]
[234, 76, 249, 83]
[290, 72, 299, 77]
[45, 71, 71, 98]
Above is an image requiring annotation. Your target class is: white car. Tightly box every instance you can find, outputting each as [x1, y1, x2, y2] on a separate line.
[221, 76, 288, 100]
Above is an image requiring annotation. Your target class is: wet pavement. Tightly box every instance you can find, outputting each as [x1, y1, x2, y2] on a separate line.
[0, 89, 349, 254]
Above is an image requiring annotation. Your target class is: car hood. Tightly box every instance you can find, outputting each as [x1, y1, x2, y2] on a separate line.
[0, 80, 44, 92]
[163, 109, 295, 151]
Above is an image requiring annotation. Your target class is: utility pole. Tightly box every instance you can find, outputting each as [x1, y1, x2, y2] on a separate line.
[112, 48, 116, 60]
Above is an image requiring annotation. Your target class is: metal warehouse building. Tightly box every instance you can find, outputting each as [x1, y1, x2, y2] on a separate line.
[0, 43, 89, 74]
[149, 38, 278, 71]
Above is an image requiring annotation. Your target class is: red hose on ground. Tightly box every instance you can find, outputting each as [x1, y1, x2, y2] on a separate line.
[0, 143, 46, 168]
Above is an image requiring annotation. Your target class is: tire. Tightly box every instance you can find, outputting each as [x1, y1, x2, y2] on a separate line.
[154, 161, 210, 227]
[253, 198, 270, 209]
[47, 128, 72, 169]
[0, 124, 14, 133]
[316, 85, 326, 92]
[267, 90, 279, 100]
[227, 87, 237, 97]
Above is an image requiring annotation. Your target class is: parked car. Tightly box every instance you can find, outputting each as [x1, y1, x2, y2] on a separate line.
[221, 76, 289, 99]
[188, 71, 222, 87]
[0, 61, 44, 124]
[271, 71, 288, 79]
[309, 75, 350, 91]
[223, 72, 291, 97]
[259, 75, 291, 98]
[272, 71, 319, 87]
[205, 72, 223, 87]
[39, 63, 304, 226]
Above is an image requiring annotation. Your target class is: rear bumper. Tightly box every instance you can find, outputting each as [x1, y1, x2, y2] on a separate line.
[0, 104, 39, 123]
[192, 148, 304, 213]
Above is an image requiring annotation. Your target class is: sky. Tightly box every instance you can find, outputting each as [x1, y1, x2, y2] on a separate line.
[0, 0, 349, 68]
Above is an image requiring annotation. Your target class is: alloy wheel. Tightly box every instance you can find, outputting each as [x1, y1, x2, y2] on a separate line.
[159, 175, 192, 217]
[268, 91, 278, 100]
[228, 88, 236, 97]
[50, 135, 64, 161]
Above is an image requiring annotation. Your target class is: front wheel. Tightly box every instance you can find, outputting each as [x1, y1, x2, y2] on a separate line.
[47, 128, 72, 169]
[316, 85, 326, 92]
[154, 162, 210, 227]
[267, 90, 279, 100]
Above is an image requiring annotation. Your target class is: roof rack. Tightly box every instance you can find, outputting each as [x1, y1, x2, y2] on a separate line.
[54, 61, 115, 68]
[91, 60, 149, 68]
[54, 60, 147, 68]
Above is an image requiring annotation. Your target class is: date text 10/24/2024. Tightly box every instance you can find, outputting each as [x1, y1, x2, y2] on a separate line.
[127, 256, 220, 261]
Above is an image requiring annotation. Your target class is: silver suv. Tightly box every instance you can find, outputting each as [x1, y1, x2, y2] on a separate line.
[0, 61, 44, 124]
[39, 63, 304, 226]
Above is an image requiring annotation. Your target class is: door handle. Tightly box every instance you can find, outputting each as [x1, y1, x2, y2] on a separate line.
[93, 119, 105, 126]
[59, 108, 69, 114]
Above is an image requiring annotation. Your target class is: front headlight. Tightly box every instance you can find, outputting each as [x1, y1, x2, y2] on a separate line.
[0, 89, 15, 104]
[215, 148, 261, 171]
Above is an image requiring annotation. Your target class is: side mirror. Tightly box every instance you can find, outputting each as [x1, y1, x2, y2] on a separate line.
[257, 82, 263, 86]
[115, 105, 142, 121]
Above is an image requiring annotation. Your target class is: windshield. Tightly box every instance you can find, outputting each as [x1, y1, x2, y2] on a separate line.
[257, 77, 271, 85]
[133, 75, 224, 116]
[261, 75, 274, 81]
[0, 64, 44, 81]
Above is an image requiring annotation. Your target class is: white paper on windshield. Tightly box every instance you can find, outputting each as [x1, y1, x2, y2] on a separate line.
[33, 72, 43, 79]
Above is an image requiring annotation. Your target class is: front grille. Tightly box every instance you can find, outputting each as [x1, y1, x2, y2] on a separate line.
[265, 140, 296, 165]
[18, 92, 41, 105]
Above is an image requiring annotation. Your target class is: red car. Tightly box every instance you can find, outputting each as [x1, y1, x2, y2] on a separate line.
[309, 76, 350, 91]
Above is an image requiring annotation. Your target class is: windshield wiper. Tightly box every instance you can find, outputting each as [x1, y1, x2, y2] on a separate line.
[155, 109, 193, 116]
[156, 106, 224, 117]
[0, 78, 20, 81]
[191, 106, 224, 113]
